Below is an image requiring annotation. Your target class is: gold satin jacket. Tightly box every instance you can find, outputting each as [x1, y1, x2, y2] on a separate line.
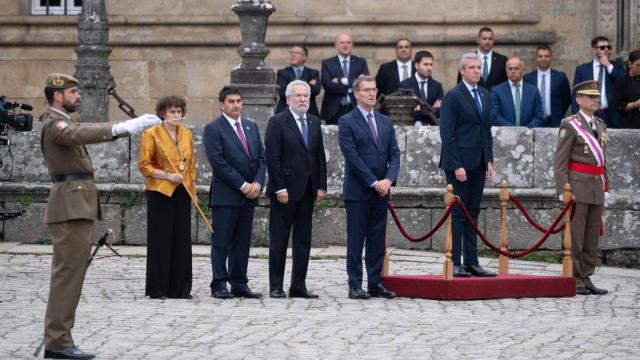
[138, 124, 197, 197]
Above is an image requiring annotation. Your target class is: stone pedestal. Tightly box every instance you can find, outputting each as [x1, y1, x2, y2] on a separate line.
[74, 0, 112, 123]
[230, 0, 277, 132]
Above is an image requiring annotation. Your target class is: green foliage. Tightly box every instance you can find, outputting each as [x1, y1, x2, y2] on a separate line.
[122, 192, 143, 209]
[19, 196, 31, 207]
[313, 199, 333, 213]
[38, 237, 52, 245]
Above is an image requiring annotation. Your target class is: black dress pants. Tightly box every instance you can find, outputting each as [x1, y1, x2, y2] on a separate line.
[145, 185, 193, 298]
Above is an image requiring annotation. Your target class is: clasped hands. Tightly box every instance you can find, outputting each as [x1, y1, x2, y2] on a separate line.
[241, 182, 261, 199]
[276, 189, 326, 205]
[374, 179, 393, 197]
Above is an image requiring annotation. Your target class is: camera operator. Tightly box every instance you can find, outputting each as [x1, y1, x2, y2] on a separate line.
[39, 73, 160, 360]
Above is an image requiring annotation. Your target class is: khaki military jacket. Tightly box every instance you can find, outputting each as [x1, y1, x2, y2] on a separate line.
[553, 111, 608, 205]
[40, 108, 118, 224]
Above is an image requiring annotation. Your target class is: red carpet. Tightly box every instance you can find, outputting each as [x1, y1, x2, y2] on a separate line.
[383, 274, 576, 300]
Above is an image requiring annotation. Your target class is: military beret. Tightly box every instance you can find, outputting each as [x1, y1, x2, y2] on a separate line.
[45, 73, 79, 89]
[573, 80, 600, 96]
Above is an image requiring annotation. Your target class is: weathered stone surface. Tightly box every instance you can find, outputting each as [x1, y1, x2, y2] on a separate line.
[387, 208, 433, 250]
[404, 127, 445, 188]
[489, 127, 535, 188]
[1, 121, 49, 183]
[2, 202, 48, 244]
[148, 62, 187, 99]
[110, 61, 149, 99]
[322, 125, 344, 188]
[532, 128, 558, 189]
[602, 210, 640, 250]
[606, 129, 640, 192]
[484, 208, 563, 251]
[124, 204, 147, 245]
[311, 205, 348, 247]
[603, 249, 640, 269]
[87, 140, 130, 183]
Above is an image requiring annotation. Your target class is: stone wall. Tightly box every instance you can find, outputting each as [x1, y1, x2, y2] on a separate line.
[1, 125, 639, 268]
[2, 0, 637, 129]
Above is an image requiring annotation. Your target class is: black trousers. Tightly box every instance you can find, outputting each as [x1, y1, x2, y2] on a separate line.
[210, 203, 255, 292]
[268, 181, 314, 292]
[145, 186, 192, 298]
[445, 167, 486, 267]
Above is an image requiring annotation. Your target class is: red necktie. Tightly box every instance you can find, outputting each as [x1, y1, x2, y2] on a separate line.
[235, 121, 251, 157]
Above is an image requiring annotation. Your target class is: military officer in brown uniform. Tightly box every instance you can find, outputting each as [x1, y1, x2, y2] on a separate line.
[553, 80, 609, 296]
[40, 73, 160, 359]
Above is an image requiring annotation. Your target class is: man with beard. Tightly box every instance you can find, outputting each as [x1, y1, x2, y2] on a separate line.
[265, 80, 327, 298]
[39, 73, 160, 359]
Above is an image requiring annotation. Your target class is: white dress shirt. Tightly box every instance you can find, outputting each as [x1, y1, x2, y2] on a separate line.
[478, 49, 493, 74]
[537, 68, 552, 117]
[592, 59, 614, 109]
[396, 59, 412, 82]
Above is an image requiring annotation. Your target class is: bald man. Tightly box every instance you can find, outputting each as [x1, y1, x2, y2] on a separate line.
[320, 32, 370, 125]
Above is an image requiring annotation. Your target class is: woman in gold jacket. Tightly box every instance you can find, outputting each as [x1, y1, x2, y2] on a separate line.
[138, 96, 196, 299]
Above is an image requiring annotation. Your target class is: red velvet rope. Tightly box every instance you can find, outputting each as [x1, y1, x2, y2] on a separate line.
[509, 194, 576, 234]
[387, 199, 459, 243]
[455, 198, 576, 258]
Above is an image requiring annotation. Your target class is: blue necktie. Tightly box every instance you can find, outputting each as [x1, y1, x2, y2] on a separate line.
[482, 55, 489, 82]
[299, 117, 308, 147]
[294, 67, 302, 79]
[472, 88, 483, 118]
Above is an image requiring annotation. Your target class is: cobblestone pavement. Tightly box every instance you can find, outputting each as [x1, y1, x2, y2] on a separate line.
[1, 244, 639, 359]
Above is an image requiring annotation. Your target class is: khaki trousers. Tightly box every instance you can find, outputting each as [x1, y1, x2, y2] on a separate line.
[571, 202, 602, 288]
[44, 219, 93, 350]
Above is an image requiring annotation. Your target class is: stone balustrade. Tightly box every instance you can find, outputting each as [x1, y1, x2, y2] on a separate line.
[1, 124, 638, 267]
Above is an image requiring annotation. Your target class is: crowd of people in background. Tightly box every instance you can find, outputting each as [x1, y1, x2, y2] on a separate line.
[276, 27, 640, 129]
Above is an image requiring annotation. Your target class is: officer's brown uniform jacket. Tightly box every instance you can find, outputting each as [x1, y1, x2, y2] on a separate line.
[553, 111, 608, 205]
[40, 108, 120, 224]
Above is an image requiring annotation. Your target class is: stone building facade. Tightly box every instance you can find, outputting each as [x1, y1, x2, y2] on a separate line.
[1, 0, 638, 125]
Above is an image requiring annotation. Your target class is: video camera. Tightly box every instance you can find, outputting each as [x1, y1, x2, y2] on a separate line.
[0, 96, 33, 145]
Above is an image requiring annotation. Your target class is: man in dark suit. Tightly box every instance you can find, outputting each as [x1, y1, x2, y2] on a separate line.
[398, 50, 444, 125]
[275, 45, 321, 117]
[375, 38, 413, 96]
[572, 35, 625, 127]
[523, 45, 572, 127]
[338, 75, 400, 300]
[440, 53, 496, 278]
[321, 32, 370, 125]
[491, 55, 544, 127]
[265, 80, 327, 299]
[203, 86, 266, 299]
[457, 27, 508, 91]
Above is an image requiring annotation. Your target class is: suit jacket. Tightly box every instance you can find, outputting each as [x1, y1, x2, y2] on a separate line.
[490, 80, 544, 128]
[572, 60, 625, 126]
[553, 112, 608, 205]
[375, 59, 414, 96]
[398, 75, 444, 121]
[265, 110, 327, 201]
[523, 68, 572, 127]
[40, 108, 119, 224]
[457, 51, 508, 91]
[275, 66, 321, 117]
[439, 82, 494, 171]
[203, 115, 266, 207]
[320, 55, 369, 121]
[338, 108, 400, 201]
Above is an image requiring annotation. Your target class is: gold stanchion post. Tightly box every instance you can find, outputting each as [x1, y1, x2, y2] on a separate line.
[382, 226, 390, 276]
[499, 180, 510, 274]
[443, 184, 454, 280]
[562, 183, 573, 277]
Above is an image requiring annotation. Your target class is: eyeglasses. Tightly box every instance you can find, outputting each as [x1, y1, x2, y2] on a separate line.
[358, 88, 378, 94]
[595, 45, 612, 50]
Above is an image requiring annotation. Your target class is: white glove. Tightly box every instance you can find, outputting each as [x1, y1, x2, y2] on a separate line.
[604, 192, 610, 208]
[558, 194, 563, 202]
[113, 114, 161, 135]
[340, 77, 349, 86]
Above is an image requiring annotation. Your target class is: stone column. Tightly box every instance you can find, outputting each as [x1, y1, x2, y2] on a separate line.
[74, 0, 112, 123]
[230, 0, 278, 133]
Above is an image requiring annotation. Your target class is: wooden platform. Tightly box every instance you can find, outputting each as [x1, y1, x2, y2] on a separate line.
[382, 274, 576, 300]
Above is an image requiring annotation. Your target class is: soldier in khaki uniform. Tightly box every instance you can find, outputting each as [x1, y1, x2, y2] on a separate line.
[40, 73, 160, 359]
[553, 80, 609, 296]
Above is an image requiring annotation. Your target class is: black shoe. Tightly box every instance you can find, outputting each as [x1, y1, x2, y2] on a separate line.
[149, 295, 167, 300]
[465, 265, 497, 277]
[179, 294, 193, 299]
[289, 288, 319, 299]
[348, 287, 371, 299]
[368, 283, 396, 299]
[232, 288, 263, 299]
[211, 289, 234, 299]
[270, 289, 287, 298]
[576, 287, 591, 295]
[44, 347, 95, 359]
[453, 265, 471, 277]
[586, 285, 608, 295]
